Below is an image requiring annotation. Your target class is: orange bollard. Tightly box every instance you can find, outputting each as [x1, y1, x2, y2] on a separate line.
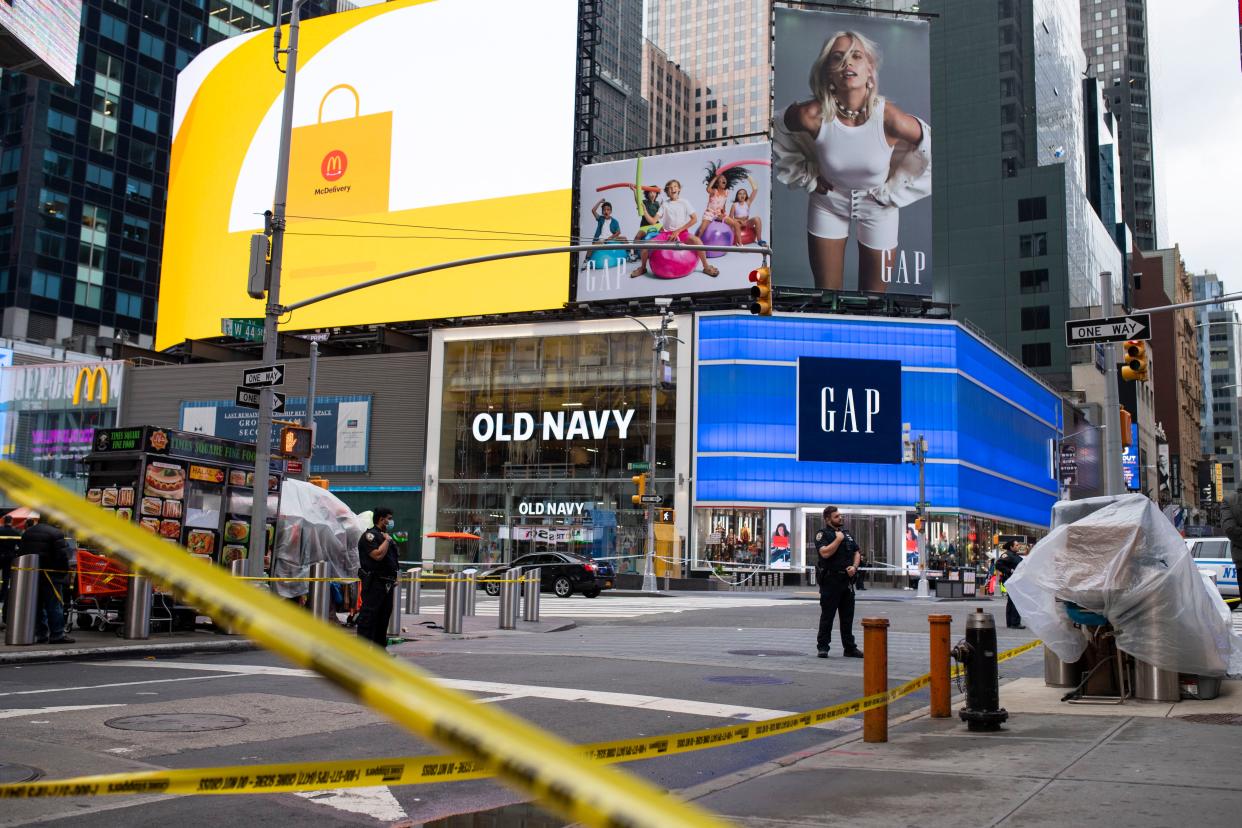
[862, 617, 890, 743]
[929, 614, 952, 718]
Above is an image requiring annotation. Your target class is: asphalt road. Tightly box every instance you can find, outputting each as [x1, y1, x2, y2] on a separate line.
[0, 591, 1041, 827]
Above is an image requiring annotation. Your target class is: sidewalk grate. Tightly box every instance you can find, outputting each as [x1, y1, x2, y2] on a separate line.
[705, 675, 792, 686]
[0, 764, 42, 784]
[727, 649, 805, 657]
[1174, 713, 1242, 726]
[104, 713, 249, 733]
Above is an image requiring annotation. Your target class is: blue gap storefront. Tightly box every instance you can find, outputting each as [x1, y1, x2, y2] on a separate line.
[692, 314, 1062, 580]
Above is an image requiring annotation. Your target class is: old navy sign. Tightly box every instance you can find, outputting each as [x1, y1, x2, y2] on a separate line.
[471, 409, 635, 442]
[797, 356, 901, 464]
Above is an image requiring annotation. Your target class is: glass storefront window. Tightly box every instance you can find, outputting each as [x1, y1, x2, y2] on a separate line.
[695, 507, 767, 569]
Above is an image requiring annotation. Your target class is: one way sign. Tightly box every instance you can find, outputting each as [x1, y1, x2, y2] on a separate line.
[1064, 313, 1151, 346]
[235, 385, 285, 413]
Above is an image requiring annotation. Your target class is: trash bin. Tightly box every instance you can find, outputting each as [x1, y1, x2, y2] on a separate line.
[1133, 658, 1179, 702]
[1043, 645, 1083, 688]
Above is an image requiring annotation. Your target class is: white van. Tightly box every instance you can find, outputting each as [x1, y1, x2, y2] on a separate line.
[1185, 537, 1239, 602]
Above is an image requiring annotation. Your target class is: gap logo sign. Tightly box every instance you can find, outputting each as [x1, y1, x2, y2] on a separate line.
[797, 356, 902, 464]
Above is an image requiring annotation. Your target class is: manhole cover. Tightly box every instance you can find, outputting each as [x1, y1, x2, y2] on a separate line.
[0, 764, 42, 784]
[104, 713, 248, 733]
[705, 675, 792, 686]
[1175, 713, 1242, 726]
[728, 649, 804, 657]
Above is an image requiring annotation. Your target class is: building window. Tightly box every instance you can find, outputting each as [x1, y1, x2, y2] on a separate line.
[0, 187, 16, 213]
[122, 215, 150, 243]
[99, 13, 127, 43]
[47, 110, 76, 137]
[115, 290, 143, 318]
[74, 282, 102, 309]
[1017, 196, 1047, 221]
[1021, 306, 1051, 330]
[1021, 342, 1052, 367]
[126, 179, 153, 203]
[42, 149, 73, 178]
[1019, 232, 1047, 257]
[0, 147, 19, 175]
[36, 230, 65, 258]
[119, 252, 147, 281]
[38, 189, 69, 220]
[138, 32, 165, 61]
[1019, 269, 1049, 294]
[131, 103, 160, 133]
[31, 270, 62, 300]
[135, 66, 163, 98]
[85, 164, 115, 189]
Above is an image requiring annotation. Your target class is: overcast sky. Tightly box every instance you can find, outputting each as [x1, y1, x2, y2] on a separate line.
[1148, 0, 1242, 294]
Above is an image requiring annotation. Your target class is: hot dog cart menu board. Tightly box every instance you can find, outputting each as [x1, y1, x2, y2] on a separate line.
[84, 426, 284, 565]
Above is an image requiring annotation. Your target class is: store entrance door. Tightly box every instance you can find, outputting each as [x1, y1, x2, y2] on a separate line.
[804, 511, 897, 587]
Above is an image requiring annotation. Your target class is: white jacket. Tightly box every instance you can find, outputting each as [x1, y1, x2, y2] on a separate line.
[772, 100, 932, 208]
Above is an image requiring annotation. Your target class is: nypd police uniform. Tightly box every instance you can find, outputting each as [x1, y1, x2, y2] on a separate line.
[815, 526, 860, 655]
[356, 525, 398, 647]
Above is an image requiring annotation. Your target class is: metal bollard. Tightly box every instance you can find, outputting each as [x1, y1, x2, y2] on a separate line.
[222, 558, 248, 634]
[387, 576, 402, 639]
[307, 561, 331, 621]
[123, 574, 153, 640]
[863, 617, 890, 743]
[521, 567, 541, 622]
[404, 567, 421, 614]
[928, 614, 953, 718]
[442, 576, 465, 634]
[4, 554, 38, 645]
[498, 575, 520, 630]
[462, 568, 477, 616]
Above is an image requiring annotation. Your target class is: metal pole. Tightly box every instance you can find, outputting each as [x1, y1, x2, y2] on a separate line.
[916, 436, 929, 597]
[404, 566, 420, 614]
[248, 0, 307, 577]
[498, 576, 520, 630]
[522, 567, 541, 622]
[307, 561, 330, 620]
[387, 577, 402, 639]
[4, 554, 38, 645]
[299, 340, 318, 482]
[928, 614, 952, 718]
[123, 574, 153, 640]
[225, 558, 247, 634]
[641, 311, 670, 594]
[1101, 270, 1124, 496]
[443, 575, 464, 634]
[462, 568, 477, 616]
[862, 617, 890, 743]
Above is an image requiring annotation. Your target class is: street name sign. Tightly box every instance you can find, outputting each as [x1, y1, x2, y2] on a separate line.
[221, 317, 265, 342]
[640, 494, 662, 504]
[1064, 313, 1151, 346]
[627, 461, 651, 471]
[242, 363, 286, 388]
[235, 385, 285, 413]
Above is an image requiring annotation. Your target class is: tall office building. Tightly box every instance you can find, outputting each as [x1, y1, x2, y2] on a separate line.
[925, 0, 1123, 391]
[1079, 0, 1159, 251]
[592, 0, 648, 156]
[1193, 271, 1241, 492]
[0, 1, 336, 350]
[641, 39, 693, 151]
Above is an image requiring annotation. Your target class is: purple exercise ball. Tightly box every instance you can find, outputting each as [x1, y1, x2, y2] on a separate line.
[701, 220, 733, 258]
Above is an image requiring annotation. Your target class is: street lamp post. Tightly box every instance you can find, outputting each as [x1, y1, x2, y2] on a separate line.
[629, 304, 675, 593]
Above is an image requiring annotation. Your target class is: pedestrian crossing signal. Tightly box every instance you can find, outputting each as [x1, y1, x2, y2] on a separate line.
[279, 425, 313, 459]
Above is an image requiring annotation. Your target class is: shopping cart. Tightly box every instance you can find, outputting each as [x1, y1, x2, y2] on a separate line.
[70, 549, 128, 632]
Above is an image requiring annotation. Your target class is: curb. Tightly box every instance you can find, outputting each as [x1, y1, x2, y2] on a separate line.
[0, 638, 259, 665]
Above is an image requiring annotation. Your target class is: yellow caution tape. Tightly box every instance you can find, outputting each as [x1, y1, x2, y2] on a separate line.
[0, 462, 727, 828]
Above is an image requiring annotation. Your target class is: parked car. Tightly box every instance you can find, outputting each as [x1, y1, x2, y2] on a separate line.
[476, 552, 615, 598]
[1186, 537, 1239, 603]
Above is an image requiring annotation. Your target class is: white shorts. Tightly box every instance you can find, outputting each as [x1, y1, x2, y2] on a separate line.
[807, 187, 899, 250]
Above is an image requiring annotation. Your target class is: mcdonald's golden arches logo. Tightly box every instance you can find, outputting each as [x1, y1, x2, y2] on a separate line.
[71, 366, 109, 406]
[321, 149, 348, 182]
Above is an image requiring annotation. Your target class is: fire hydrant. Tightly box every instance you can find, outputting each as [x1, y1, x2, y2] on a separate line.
[951, 607, 1009, 732]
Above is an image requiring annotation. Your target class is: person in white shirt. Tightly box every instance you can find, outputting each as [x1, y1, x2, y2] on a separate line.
[630, 179, 719, 278]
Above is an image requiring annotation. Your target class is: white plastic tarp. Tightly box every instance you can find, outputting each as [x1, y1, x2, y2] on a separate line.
[1007, 494, 1242, 678]
[271, 479, 364, 598]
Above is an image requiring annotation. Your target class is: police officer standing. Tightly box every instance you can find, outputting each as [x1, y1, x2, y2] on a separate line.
[356, 507, 398, 648]
[816, 506, 863, 659]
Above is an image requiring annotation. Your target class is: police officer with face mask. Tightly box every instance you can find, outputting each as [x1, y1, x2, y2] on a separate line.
[356, 507, 398, 647]
[815, 506, 863, 659]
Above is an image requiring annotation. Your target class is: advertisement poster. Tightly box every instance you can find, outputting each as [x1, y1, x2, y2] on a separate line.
[768, 508, 792, 568]
[158, 0, 577, 348]
[904, 524, 921, 576]
[575, 144, 772, 301]
[180, 395, 370, 473]
[796, 356, 902, 464]
[772, 8, 932, 295]
[1121, 423, 1140, 491]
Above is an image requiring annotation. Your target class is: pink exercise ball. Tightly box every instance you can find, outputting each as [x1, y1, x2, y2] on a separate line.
[736, 224, 756, 245]
[648, 231, 697, 279]
[701, 220, 734, 258]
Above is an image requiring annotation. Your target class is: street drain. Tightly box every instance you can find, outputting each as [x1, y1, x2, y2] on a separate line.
[728, 649, 803, 657]
[104, 713, 248, 733]
[1175, 713, 1242, 726]
[705, 675, 792, 686]
[0, 764, 42, 784]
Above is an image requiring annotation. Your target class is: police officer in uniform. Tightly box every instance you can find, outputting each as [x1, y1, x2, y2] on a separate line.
[815, 506, 863, 659]
[356, 507, 397, 647]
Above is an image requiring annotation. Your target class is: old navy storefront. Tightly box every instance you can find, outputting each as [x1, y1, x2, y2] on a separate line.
[692, 314, 1061, 579]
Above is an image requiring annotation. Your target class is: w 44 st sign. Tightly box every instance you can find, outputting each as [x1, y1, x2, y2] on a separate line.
[1064, 313, 1151, 346]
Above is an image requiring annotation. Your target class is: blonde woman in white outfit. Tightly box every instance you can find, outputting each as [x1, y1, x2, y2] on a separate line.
[774, 31, 931, 292]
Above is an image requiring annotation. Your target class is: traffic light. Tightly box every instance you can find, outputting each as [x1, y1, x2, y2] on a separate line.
[631, 473, 647, 506]
[1119, 408, 1132, 448]
[1121, 340, 1148, 382]
[279, 425, 313, 458]
[748, 266, 772, 316]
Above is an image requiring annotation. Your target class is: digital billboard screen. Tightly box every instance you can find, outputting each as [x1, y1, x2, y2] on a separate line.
[772, 8, 931, 296]
[158, 0, 578, 349]
[0, 0, 81, 85]
[575, 144, 772, 302]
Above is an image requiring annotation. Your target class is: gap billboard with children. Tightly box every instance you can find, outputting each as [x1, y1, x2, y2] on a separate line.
[575, 144, 772, 302]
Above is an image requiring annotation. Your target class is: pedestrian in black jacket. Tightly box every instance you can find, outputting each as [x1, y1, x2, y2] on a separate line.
[0, 515, 20, 621]
[995, 540, 1024, 629]
[21, 514, 74, 644]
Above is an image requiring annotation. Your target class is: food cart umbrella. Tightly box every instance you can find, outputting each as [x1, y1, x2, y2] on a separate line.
[425, 531, 481, 540]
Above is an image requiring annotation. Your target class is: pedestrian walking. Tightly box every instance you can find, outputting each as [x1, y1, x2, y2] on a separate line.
[0, 514, 20, 623]
[355, 507, 397, 648]
[1221, 489, 1242, 588]
[815, 506, 863, 659]
[21, 513, 74, 644]
[996, 539, 1024, 629]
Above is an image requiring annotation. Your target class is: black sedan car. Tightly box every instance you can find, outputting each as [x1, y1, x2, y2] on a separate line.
[476, 552, 615, 598]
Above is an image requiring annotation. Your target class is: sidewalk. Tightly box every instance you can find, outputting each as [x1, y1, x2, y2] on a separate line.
[683, 678, 1242, 827]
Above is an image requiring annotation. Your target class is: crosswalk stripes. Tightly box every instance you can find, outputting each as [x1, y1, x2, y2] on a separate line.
[415, 593, 795, 619]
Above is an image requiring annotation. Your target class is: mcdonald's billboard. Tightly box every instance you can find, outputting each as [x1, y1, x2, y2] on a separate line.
[0, 361, 124, 409]
[157, 0, 579, 349]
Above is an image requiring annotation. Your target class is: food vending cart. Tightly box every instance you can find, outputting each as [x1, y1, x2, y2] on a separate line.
[82, 426, 284, 565]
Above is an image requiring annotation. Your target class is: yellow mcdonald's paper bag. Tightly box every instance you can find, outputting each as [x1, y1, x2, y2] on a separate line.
[287, 84, 392, 220]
